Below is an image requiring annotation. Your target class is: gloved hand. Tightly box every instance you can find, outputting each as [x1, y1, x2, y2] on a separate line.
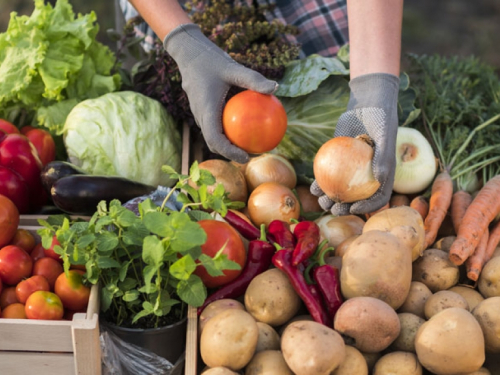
[163, 24, 278, 164]
[310, 73, 400, 215]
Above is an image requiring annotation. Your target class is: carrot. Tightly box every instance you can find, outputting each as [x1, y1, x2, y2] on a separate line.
[424, 171, 454, 249]
[389, 194, 410, 208]
[485, 220, 500, 262]
[449, 175, 500, 266]
[364, 202, 390, 220]
[410, 195, 429, 220]
[465, 230, 489, 282]
[450, 190, 473, 235]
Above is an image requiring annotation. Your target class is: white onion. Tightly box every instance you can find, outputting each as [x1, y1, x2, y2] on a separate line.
[393, 127, 438, 194]
[244, 153, 296, 192]
[315, 214, 365, 248]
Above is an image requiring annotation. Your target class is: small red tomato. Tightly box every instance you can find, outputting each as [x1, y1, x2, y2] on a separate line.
[193, 220, 246, 288]
[1, 302, 27, 319]
[25, 290, 64, 320]
[0, 286, 18, 309]
[0, 245, 33, 285]
[9, 228, 36, 254]
[30, 243, 46, 263]
[32, 257, 63, 290]
[21, 128, 56, 166]
[54, 270, 90, 311]
[0, 120, 19, 134]
[44, 236, 62, 262]
[16, 275, 50, 304]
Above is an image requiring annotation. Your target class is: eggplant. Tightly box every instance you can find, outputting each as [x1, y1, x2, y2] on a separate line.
[41, 161, 86, 193]
[51, 175, 156, 215]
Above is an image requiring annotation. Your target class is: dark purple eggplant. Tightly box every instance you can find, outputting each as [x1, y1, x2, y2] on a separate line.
[51, 175, 156, 215]
[41, 161, 86, 193]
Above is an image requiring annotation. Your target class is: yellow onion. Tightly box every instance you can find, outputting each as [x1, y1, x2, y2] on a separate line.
[244, 153, 297, 192]
[247, 182, 300, 227]
[315, 214, 365, 249]
[295, 185, 323, 213]
[313, 135, 380, 203]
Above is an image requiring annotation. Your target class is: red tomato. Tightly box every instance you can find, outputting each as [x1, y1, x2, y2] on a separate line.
[0, 277, 2, 295]
[0, 245, 33, 285]
[16, 275, 50, 304]
[0, 167, 30, 214]
[222, 90, 288, 154]
[54, 270, 90, 311]
[0, 286, 18, 309]
[30, 243, 46, 263]
[0, 120, 19, 134]
[32, 257, 63, 290]
[193, 220, 246, 288]
[9, 228, 36, 254]
[25, 290, 64, 320]
[0, 195, 19, 247]
[1, 302, 27, 319]
[21, 128, 56, 166]
[44, 235, 62, 262]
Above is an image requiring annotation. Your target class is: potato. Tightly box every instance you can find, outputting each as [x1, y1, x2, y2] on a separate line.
[202, 368, 239, 375]
[362, 352, 381, 373]
[391, 313, 425, 352]
[463, 368, 491, 375]
[315, 214, 365, 249]
[281, 320, 346, 375]
[199, 299, 246, 335]
[433, 235, 456, 252]
[478, 257, 500, 298]
[341, 228, 414, 309]
[424, 290, 469, 319]
[245, 350, 293, 375]
[398, 281, 433, 319]
[200, 309, 259, 371]
[324, 255, 343, 272]
[373, 352, 422, 375]
[255, 322, 280, 353]
[332, 345, 368, 375]
[448, 285, 485, 311]
[363, 205, 425, 261]
[333, 296, 400, 353]
[335, 235, 358, 258]
[472, 296, 500, 353]
[277, 314, 313, 336]
[415, 308, 485, 374]
[412, 249, 460, 292]
[244, 268, 301, 326]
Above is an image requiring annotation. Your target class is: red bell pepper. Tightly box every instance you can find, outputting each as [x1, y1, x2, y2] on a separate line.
[292, 220, 320, 266]
[21, 127, 56, 166]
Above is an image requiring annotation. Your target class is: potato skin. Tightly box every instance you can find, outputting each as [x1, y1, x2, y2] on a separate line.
[448, 285, 484, 311]
[398, 281, 432, 319]
[412, 249, 459, 292]
[424, 290, 469, 319]
[281, 320, 346, 375]
[478, 257, 500, 298]
[202, 368, 239, 375]
[244, 268, 302, 326]
[391, 313, 425, 352]
[255, 322, 280, 353]
[373, 352, 422, 375]
[199, 299, 245, 335]
[245, 350, 293, 375]
[332, 345, 368, 375]
[472, 296, 500, 353]
[200, 309, 259, 370]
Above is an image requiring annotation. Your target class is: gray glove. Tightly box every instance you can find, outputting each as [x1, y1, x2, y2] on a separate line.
[163, 24, 278, 164]
[311, 73, 400, 215]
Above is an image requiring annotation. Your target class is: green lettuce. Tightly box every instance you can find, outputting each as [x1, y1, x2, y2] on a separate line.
[0, 0, 120, 133]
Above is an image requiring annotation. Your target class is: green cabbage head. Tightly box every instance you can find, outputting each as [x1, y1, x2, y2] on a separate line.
[63, 91, 182, 187]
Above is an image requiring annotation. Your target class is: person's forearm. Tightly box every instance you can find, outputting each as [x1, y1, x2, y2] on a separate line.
[347, 0, 403, 78]
[128, 0, 192, 41]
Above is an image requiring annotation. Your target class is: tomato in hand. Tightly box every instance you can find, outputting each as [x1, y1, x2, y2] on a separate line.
[54, 270, 90, 311]
[21, 127, 56, 166]
[32, 257, 63, 290]
[25, 290, 64, 320]
[222, 90, 287, 154]
[0, 245, 33, 285]
[0, 195, 19, 247]
[9, 228, 36, 254]
[194, 220, 246, 288]
[16, 275, 50, 304]
[1, 302, 27, 319]
[0, 120, 19, 134]
[0, 286, 18, 308]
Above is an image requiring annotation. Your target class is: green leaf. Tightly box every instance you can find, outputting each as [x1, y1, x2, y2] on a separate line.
[119, 277, 137, 291]
[188, 210, 213, 222]
[177, 274, 207, 307]
[143, 264, 159, 293]
[97, 257, 121, 269]
[76, 233, 96, 249]
[197, 169, 216, 186]
[100, 286, 113, 312]
[96, 232, 119, 253]
[142, 236, 165, 266]
[198, 254, 224, 277]
[170, 255, 197, 281]
[116, 208, 139, 227]
[122, 290, 140, 302]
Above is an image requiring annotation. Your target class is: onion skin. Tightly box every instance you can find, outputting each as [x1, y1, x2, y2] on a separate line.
[313, 136, 380, 203]
[244, 153, 297, 192]
[247, 182, 300, 227]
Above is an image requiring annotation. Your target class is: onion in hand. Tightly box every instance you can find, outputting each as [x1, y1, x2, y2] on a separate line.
[313, 135, 380, 203]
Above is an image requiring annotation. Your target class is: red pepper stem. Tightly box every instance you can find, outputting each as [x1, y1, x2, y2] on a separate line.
[303, 261, 316, 285]
[318, 246, 335, 266]
[259, 224, 267, 242]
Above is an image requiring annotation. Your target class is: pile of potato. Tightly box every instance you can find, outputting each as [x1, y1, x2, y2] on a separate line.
[197, 185, 500, 374]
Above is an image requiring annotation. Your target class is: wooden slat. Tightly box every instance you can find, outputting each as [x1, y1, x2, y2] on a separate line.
[184, 305, 198, 375]
[72, 313, 101, 375]
[0, 352, 75, 375]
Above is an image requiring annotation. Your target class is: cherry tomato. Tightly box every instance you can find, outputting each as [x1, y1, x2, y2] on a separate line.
[0, 120, 19, 134]
[193, 220, 246, 288]
[25, 290, 64, 320]
[0, 245, 33, 285]
[16, 275, 50, 304]
[21, 127, 56, 166]
[0, 195, 19, 247]
[0, 286, 19, 309]
[0, 167, 30, 214]
[43, 235, 63, 262]
[30, 243, 46, 263]
[54, 270, 90, 311]
[1, 302, 27, 319]
[9, 229, 36, 254]
[222, 90, 287, 154]
[32, 257, 63, 290]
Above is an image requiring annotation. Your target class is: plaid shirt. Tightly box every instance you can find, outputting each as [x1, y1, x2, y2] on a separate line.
[118, 0, 348, 57]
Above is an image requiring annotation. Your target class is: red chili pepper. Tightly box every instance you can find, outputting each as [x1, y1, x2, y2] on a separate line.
[268, 220, 296, 249]
[272, 249, 330, 326]
[224, 210, 266, 241]
[313, 265, 343, 321]
[292, 221, 320, 266]
[197, 225, 275, 315]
